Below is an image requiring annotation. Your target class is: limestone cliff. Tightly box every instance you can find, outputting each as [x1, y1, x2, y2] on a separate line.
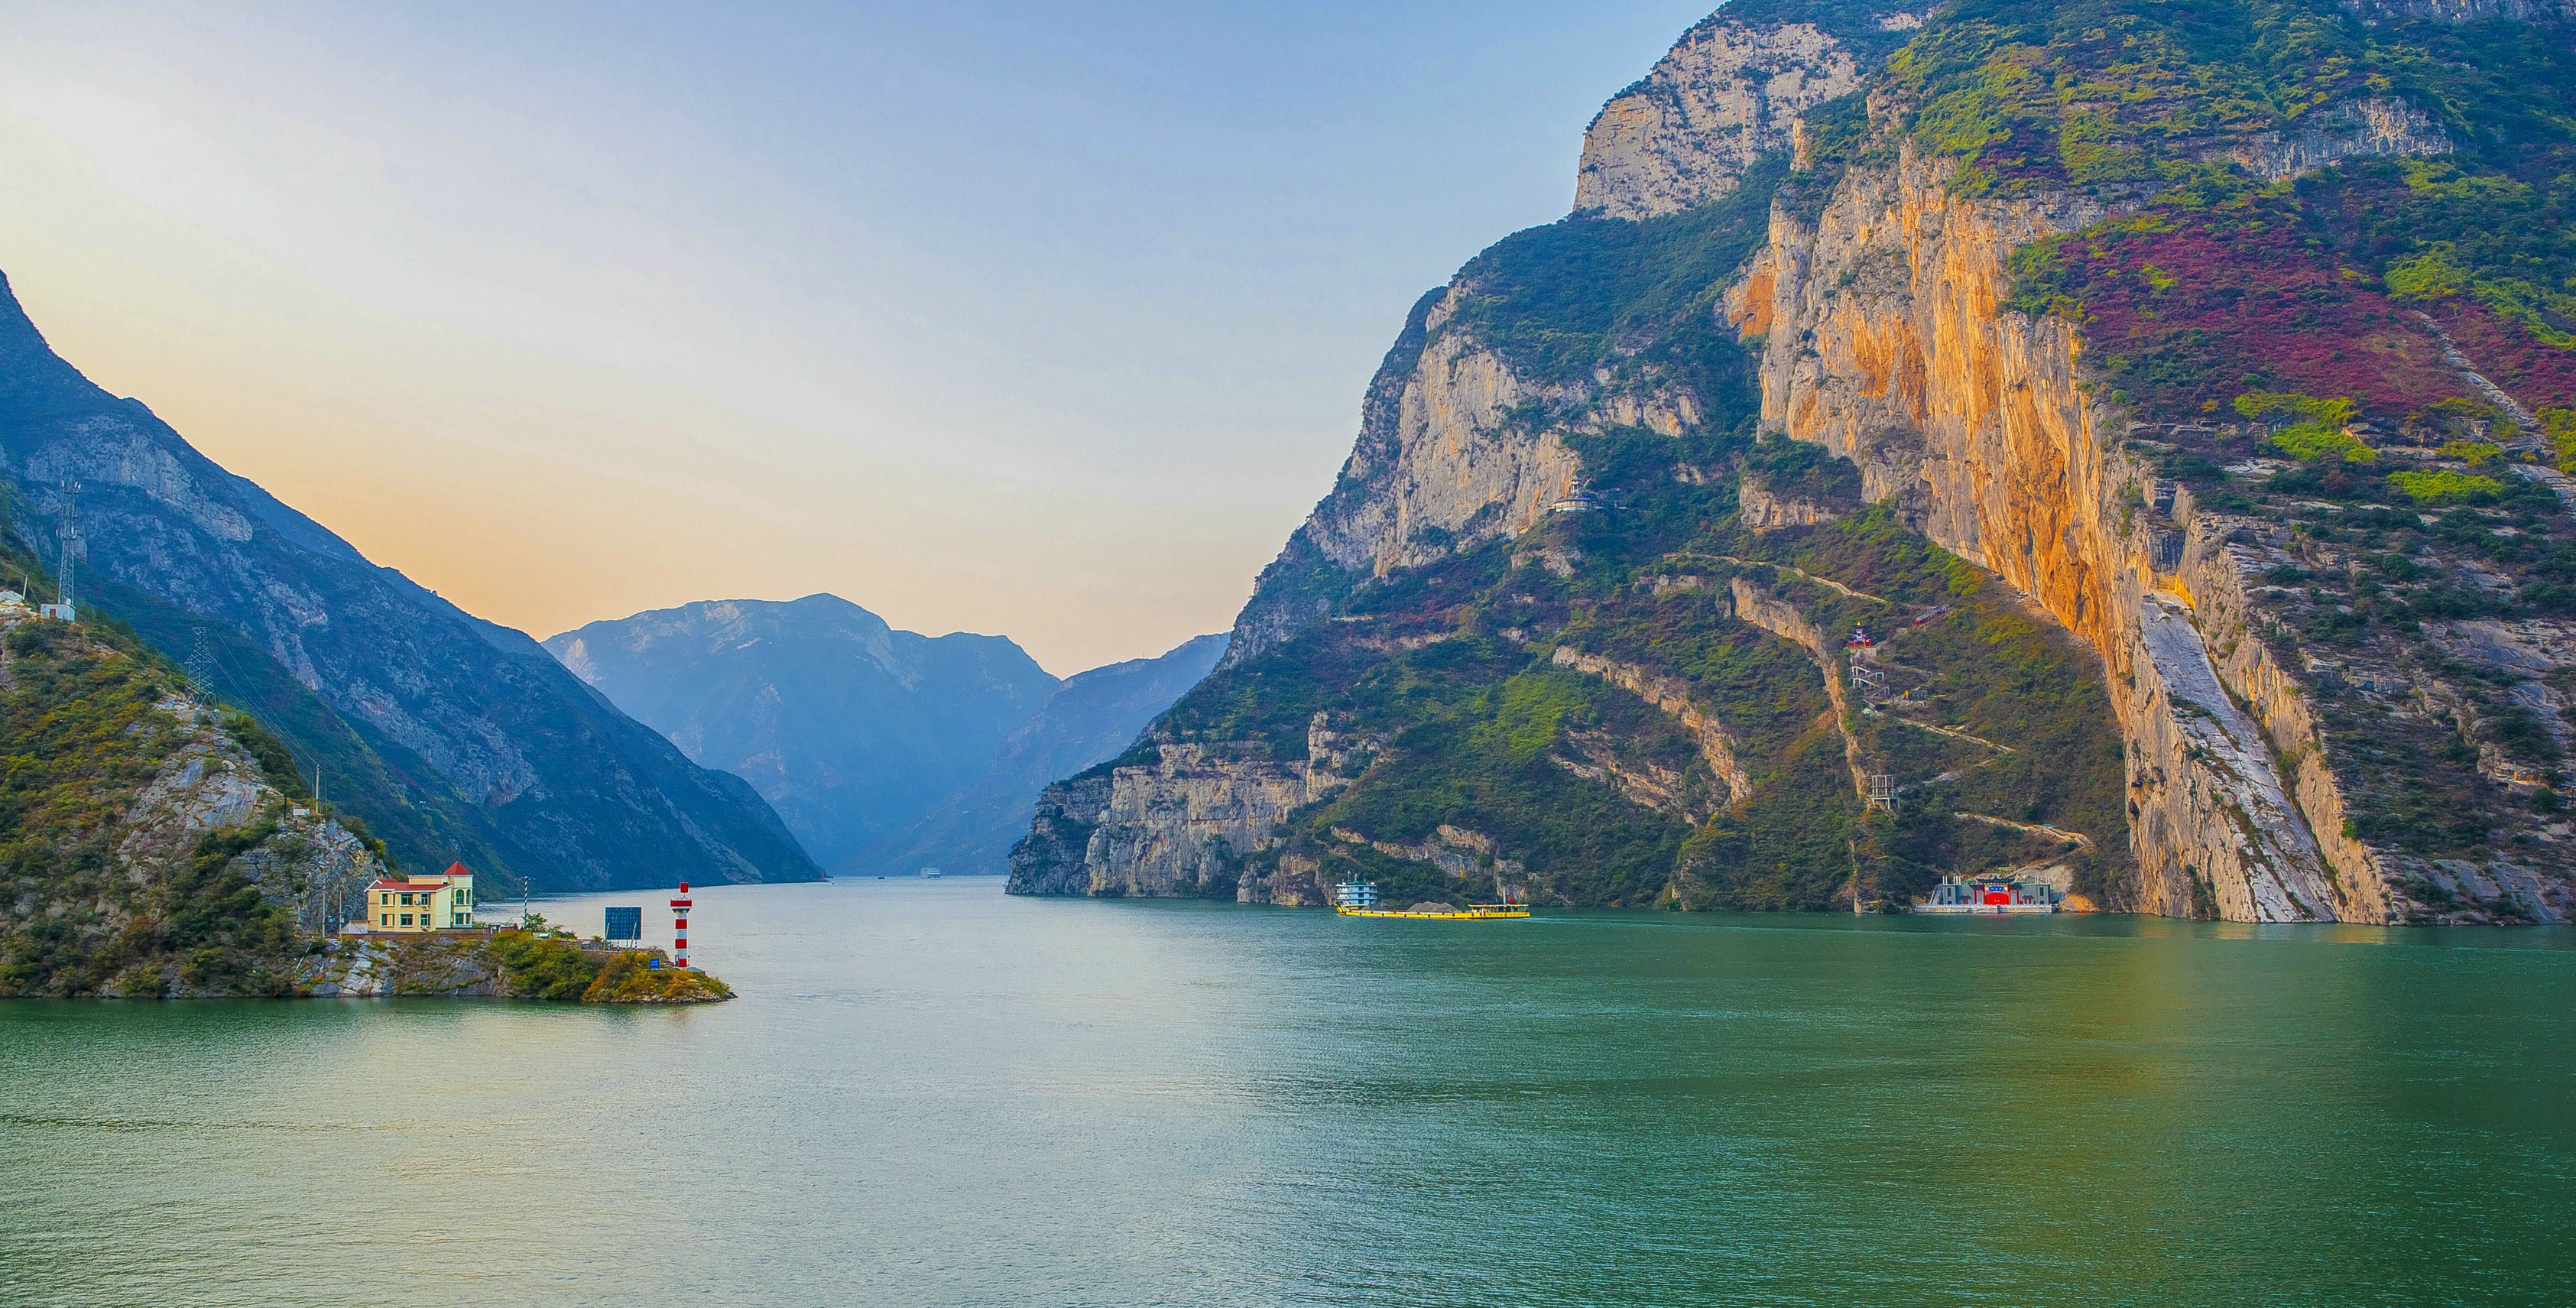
[1730, 92, 2568, 920]
[1226, 283, 1702, 666]
[1007, 714, 1375, 903]
[1017, 0, 2576, 923]
[1575, 16, 1866, 220]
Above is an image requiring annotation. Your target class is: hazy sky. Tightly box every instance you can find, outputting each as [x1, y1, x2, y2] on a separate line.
[0, 0, 1715, 673]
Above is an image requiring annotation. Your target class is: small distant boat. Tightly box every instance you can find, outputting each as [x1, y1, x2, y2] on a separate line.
[1916, 873, 2057, 915]
[1332, 878, 1528, 919]
[919, 866, 942, 878]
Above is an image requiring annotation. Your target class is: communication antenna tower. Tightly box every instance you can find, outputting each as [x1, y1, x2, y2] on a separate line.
[56, 480, 80, 613]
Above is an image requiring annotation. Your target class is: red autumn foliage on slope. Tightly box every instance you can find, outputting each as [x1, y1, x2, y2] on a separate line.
[2016, 203, 2469, 420]
[2429, 301, 2576, 413]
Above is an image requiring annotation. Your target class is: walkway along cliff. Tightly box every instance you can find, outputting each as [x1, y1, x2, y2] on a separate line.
[1012, 0, 2576, 923]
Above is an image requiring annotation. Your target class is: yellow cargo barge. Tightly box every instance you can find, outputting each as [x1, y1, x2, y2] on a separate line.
[1332, 881, 1529, 919]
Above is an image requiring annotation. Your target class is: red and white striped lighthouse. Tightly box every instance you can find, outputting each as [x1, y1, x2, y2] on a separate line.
[670, 882, 692, 969]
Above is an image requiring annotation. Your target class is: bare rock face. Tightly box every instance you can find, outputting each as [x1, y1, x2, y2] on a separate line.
[1737, 481, 1841, 531]
[1722, 116, 2558, 921]
[1308, 290, 1700, 585]
[2344, 0, 2575, 20]
[1730, 142, 2360, 920]
[113, 706, 384, 947]
[1303, 318, 1583, 579]
[1575, 18, 1862, 220]
[1007, 715, 1380, 902]
[1087, 744, 1312, 897]
[1227, 285, 1699, 665]
[2208, 98, 2453, 183]
[1004, 774, 1114, 895]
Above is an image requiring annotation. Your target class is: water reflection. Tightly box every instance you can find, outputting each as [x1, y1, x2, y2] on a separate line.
[3, 883, 2570, 1307]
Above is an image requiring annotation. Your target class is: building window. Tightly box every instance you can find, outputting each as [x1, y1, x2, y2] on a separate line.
[380, 914, 391, 927]
[400, 914, 412, 926]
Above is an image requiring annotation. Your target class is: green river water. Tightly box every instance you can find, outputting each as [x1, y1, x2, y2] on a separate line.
[3, 879, 2571, 1306]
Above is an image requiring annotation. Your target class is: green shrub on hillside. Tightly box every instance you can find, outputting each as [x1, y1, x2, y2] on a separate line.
[491, 930, 602, 1000]
[580, 949, 732, 1002]
[2388, 469, 2505, 505]
[1451, 163, 1782, 397]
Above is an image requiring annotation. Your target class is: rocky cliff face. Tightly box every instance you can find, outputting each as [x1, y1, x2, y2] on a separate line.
[2209, 97, 2454, 183]
[2347, 0, 2575, 20]
[1007, 713, 1373, 903]
[1728, 140, 2417, 920]
[1018, 0, 2576, 923]
[1226, 286, 1702, 665]
[1726, 73, 2572, 919]
[1575, 16, 1869, 219]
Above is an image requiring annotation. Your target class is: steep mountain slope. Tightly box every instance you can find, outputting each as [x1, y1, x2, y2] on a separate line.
[544, 596, 1060, 872]
[0, 531, 384, 996]
[0, 274, 818, 892]
[1016, 0, 2576, 923]
[871, 632, 1225, 875]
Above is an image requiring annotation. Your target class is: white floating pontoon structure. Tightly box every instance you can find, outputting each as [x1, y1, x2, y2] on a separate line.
[1917, 874, 2058, 914]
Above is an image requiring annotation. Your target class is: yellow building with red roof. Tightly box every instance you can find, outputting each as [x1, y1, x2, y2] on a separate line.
[363, 862, 477, 933]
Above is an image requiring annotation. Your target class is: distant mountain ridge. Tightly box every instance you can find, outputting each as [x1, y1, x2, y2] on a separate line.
[0, 270, 819, 892]
[545, 599, 1225, 877]
[546, 596, 1062, 873]
[874, 632, 1227, 876]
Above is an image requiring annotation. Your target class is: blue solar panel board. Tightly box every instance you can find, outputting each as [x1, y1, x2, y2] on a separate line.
[604, 906, 644, 940]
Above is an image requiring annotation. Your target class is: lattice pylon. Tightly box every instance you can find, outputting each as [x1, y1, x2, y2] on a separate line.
[186, 628, 218, 704]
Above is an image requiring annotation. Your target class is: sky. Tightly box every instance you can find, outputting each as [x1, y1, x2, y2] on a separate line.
[0, 0, 1718, 674]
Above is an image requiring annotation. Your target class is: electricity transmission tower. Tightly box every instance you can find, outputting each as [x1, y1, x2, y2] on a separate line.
[187, 628, 219, 705]
[56, 480, 79, 613]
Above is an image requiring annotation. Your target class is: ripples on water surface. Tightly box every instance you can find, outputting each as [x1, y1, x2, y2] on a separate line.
[4, 881, 2572, 1306]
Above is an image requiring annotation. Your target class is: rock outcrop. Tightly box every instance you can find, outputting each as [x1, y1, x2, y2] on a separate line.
[1007, 714, 1383, 902]
[2208, 98, 2454, 183]
[1737, 482, 1841, 531]
[1549, 645, 1752, 802]
[1085, 745, 1313, 898]
[1575, 18, 1862, 219]
[1226, 283, 1701, 666]
[0, 608, 388, 996]
[2345, 0, 2576, 21]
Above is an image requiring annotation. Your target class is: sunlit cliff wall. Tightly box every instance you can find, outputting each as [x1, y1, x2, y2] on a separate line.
[1729, 139, 2409, 920]
[1011, 2, 2529, 921]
